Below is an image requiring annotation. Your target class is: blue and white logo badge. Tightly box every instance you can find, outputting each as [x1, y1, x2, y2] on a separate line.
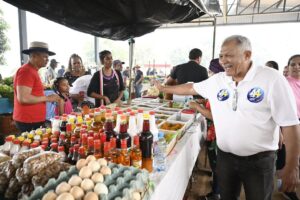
[247, 87, 264, 103]
[217, 89, 230, 101]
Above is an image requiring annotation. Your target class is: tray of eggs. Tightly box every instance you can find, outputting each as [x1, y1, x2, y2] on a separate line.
[35, 156, 151, 200]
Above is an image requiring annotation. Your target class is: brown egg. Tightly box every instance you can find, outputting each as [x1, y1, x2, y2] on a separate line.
[91, 173, 104, 183]
[42, 191, 57, 200]
[84, 192, 99, 200]
[76, 159, 87, 170]
[81, 178, 95, 191]
[79, 166, 93, 179]
[56, 192, 74, 200]
[100, 166, 111, 175]
[68, 175, 83, 186]
[55, 182, 71, 195]
[70, 186, 84, 199]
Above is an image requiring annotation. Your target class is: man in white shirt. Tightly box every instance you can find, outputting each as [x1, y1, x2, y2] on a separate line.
[45, 59, 58, 84]
[154, 35, 300, 200]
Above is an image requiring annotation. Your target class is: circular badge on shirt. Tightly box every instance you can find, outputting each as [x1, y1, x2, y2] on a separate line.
[247, 87, 264, 103]
[217, 89, 230, 101]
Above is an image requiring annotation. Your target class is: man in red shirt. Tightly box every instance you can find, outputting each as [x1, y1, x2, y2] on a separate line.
[13, 41, 60, 132]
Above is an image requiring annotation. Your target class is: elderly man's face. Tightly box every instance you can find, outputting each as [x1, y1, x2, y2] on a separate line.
[219, 40, 251, 77]
[32, 52, 49, 68]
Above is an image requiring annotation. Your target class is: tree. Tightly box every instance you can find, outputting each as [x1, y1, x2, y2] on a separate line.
[0, 8, 9, 65]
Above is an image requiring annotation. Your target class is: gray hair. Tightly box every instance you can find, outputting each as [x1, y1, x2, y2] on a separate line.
[222, 35, 252, 52]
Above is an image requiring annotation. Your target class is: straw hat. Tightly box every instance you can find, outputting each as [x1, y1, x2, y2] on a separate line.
[22, 41, 55, 56]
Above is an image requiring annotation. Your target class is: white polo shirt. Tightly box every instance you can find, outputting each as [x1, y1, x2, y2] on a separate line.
[193, 64, 299, 156]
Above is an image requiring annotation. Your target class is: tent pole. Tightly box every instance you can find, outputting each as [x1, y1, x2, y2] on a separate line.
[212, 16, 217, 59]
[127, 37, 135, 105]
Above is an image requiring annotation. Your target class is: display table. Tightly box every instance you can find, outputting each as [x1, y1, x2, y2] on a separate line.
[150, 117, 204, 200]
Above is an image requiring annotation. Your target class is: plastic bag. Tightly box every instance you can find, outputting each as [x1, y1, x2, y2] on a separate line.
[23, 152, 62, 176]
[12, 147, 42, 168]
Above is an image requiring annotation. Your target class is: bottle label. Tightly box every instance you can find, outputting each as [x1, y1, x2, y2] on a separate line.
[132, 160, 142, 168]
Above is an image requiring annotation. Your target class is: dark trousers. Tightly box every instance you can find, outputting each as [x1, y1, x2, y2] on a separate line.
[206, 141, 220, 194]
[217, 148, 276, 200]
[15, 121, 45, 133]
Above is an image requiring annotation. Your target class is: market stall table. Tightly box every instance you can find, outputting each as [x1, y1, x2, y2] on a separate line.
[150, 117, 204, 200]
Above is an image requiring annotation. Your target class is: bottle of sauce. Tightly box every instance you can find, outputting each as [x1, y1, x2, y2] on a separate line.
[131, 135, 142, 168]
[81, 133, 88, 153]
[92, 108, 103, 132]
[139, 114, 153, 172]
[50, 143, 58, 152]
[78, 146, 87, 159]
[73, 123, 81, 139]
[104, 113, 117, 141]
[94, 139, 102, 159]
[58, 146, 67, 162]
[87, 137, 94, 156]
[72, 144, 80, 164]
[68, 147, 74, 164]
[110, 137, 118, 163]
[60, 115, 68, 132]
[136, 109, 144, 133]
[103, 142, 111, 161]
[114, 110, 123, 133]
[127, 111, 138, 146]
[116, 115, 131, 149]
[117, 139, 130, 166]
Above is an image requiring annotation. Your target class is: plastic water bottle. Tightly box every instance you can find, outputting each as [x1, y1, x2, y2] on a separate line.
[153, 132, 167, 172]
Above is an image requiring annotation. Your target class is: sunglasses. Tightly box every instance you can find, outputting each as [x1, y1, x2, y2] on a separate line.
[232, 89, 238, 111]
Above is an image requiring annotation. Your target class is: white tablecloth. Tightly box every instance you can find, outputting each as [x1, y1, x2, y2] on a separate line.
[150, 118, 204, 200]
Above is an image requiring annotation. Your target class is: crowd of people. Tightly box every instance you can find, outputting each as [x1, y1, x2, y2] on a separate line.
[12, 41, 145, 132]
[11, 35, 299, 200]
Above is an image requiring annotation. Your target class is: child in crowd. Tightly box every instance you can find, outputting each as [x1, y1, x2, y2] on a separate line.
[53, 77, 73, 115]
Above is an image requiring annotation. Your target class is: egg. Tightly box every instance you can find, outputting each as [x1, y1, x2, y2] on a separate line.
[79, 166, 93, 179]
[94, 183, 108, 195]
[97, 158, 107, 166]
[84, 192, 99, 200]
[68, 175, 83, 186]
[42, 191, 57, 200]
[86, 155, 96, 163]
[88, 160, 101, 172]
[76, 159, 87, 170]
[81, 178, 95, 191]
[56, 193, 74, 200]
[91, 173, 104, 183]
[132, 191, 141, 200]
[100, 166, 111, 175]
[55, 182, 71, 195]
[70, 186, 84, 199]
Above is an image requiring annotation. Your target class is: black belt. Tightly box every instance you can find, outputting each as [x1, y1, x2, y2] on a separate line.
[218, 147, 275, 161]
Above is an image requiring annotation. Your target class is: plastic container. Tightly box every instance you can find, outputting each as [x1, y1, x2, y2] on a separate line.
[58, 146, 67, 162]
[153, 132, 167, 172]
